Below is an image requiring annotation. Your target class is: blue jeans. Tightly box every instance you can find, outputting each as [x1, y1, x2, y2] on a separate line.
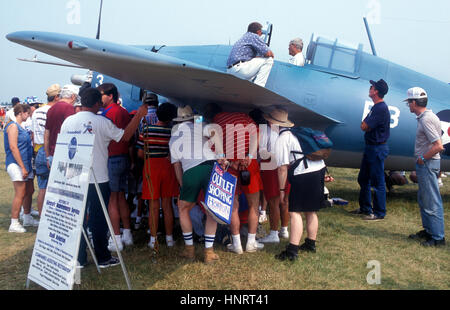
[416, 160, 445, 240]
[358, 144, 389, 217]
[35, 147, 49, 189]
[78, 182, 112, 265]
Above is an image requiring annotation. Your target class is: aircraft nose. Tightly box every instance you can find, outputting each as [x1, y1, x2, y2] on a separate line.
[6, 31, 31, 44]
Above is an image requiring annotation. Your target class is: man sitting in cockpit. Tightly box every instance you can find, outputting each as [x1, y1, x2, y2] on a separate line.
[226, 22, 274, 87]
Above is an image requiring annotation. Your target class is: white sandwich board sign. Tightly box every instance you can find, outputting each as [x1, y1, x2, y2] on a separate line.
[27, 134, 94, 290]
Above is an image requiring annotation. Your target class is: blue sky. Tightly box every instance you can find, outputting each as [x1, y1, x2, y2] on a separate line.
[1, 0, 449, 103]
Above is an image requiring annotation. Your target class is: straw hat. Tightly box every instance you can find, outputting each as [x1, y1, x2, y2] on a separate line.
[173, 105, 197, 122]
[263, 108, 294, 127]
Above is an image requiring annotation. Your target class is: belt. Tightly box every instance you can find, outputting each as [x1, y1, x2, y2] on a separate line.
[366, 141, 386, 145]
[227, 61, 244, 69]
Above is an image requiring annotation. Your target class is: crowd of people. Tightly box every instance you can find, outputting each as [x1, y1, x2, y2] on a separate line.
[2, 22, 445, 270]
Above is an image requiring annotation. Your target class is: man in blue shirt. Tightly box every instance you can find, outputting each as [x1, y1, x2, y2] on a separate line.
[227, 22, 274, 87]
[353, 79, 390, 220]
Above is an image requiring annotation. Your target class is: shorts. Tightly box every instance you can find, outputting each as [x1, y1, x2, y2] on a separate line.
[228, 159, 263, 195]
[108, 155, 129, 192]
[260, 167, 291, 200]
[7, 163, 34, 182]
[288, 168, 326, 212]
[142, 157, 179, 200]
[179, 161, 215, 203]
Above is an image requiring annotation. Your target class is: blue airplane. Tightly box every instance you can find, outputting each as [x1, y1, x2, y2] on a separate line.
[6, 21, 450, 173]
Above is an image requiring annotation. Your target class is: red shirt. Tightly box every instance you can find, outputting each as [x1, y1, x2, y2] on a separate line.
[45, 101, 75, 156]
[103, 103, 131, 156]
[213, 112, 257, 160]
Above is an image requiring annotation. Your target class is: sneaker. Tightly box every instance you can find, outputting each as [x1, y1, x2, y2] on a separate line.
[204, 247, 219, 264]
[259, 233, 280, 243]
[180, 245, 195, 260]
[275, 250, 298, 261]
[121, 232, 134, 246]
[147, 240, 156, 249]
[8, 222, 26, 233]
[408, 230, 431, 241]
[258, 213, 267, 223]
[350, 208, 367, 215]
[299, 239, 316, 253]
[421, 237, 446, 247]
[227, 243, 244, 255]
[279, 230, 289, 239]
[166, 236, 174, 247]
[23, 216, 39, 227]
[107, 236, 124, 252]
[99, 256, 120, 269]
[362, 214, 384, 221]
[134, 221, 141, 230]
[245, 240, 264, 252]
[30, 209, 39, 217]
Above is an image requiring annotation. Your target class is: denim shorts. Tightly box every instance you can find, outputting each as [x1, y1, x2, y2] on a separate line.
[108, 155, 129, 192]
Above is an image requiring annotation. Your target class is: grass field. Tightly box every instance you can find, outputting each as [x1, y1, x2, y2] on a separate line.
[0, 132, 449, 290]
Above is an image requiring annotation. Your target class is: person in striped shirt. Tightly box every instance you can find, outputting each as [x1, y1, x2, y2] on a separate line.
[205, 103, 263, 254]
[138, 102, 179, 250]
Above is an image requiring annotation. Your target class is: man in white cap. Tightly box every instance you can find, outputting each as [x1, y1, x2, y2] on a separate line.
[44, 84, 79, 168]
[32, 83, 60, 216]
[406, 87, 446, 247]
[169, 105, 226, 264]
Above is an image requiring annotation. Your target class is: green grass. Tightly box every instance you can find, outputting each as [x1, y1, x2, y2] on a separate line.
[0, 132, 449, 290]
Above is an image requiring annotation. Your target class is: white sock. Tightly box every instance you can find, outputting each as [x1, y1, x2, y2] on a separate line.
[24, 213, 33, 221]
[260, 210, 266, 216]
[281, 226, 288, 233]
[270, 230, 278, 236]
[204, 234, 215, 249]
[183, 232, 194, 246]
[247, 233, 256, 244]
[166, 235, 173, 242]
[232, 234, 241, 247]
[123, 228, 131, 236]
[115, 235, 122, 242]
[150, 236, 156, 244]
[11, 218, 19, 225]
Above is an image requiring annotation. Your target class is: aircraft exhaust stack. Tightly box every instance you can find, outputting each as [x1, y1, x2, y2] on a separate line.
[71, 74, 89, 86]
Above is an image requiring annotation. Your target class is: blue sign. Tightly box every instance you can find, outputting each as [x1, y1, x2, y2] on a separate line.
[204, 162, 237, 225]
[68, 137, 77, 160]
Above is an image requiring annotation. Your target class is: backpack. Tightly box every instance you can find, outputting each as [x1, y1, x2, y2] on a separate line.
[281, 127, 333, 176]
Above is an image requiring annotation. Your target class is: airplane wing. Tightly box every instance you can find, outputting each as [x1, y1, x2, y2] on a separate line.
[7, 31, 336, 125]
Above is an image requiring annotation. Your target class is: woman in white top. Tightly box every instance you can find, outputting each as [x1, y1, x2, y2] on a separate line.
[270, 109, 326, 261]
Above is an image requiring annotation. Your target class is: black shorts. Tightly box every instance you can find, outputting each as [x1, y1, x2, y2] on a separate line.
[288, 167, 326, 212]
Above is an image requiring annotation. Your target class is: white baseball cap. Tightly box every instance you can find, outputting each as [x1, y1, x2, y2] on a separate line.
[404, 87, 427, 101]
[61, 84, 80, 95]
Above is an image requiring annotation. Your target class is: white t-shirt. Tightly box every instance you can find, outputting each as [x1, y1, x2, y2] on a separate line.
[289, 53, 305, 67]
[169, 121, 216, 172]
[258, 124, 279, 160]
[31, 104, 51, 145]
[5, 108, 16, 123]
[275, 130, 325, 175]
[60, 111, 124, 183]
